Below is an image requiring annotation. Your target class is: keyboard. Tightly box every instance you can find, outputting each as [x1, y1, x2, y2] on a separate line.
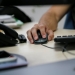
[54, 35, 75, 43]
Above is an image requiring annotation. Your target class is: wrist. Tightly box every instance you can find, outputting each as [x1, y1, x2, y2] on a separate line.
[38, 12, 58, 31]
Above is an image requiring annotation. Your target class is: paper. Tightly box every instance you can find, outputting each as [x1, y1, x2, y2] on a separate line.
[0, 15, 13, 20]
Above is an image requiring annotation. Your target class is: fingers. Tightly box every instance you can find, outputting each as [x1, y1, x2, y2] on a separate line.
[27, 23, 54, 44]
[38, 25, 46, 38]
[47, 30, 54, 41]
[31, 26, 38, 40]
[27, 24, 38, 44]
[27, 30, 33, 44]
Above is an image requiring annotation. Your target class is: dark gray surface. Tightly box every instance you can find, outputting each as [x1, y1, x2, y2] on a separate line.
[1, 58, 75, 75]
[0, 54, 28, 70]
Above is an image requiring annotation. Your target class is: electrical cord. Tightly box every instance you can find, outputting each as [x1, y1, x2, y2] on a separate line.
[38, 33, 69, 59]
[62, 52, 68, 59]
[41, 44, 63, 49]
[41, 43, 67, 51]
[39, 35, 75, 58]
[41, 43, 75, 56]
[63, 44, 75, 55]
[41, 43, 68, 59]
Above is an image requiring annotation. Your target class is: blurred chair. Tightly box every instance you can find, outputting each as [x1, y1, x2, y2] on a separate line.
[64, 10, 75, 29]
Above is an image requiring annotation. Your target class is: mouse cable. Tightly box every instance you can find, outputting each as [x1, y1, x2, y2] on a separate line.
[41, 43, 67, 51]
[41, 44, 68, 59]
[41, 43, 75, 56]
[36, 37, 75, 56]
[63, 44, 75, 55]
[62, 51, 68, 59]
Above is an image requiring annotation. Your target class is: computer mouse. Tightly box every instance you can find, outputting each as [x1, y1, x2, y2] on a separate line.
[32, 30, 48, 44]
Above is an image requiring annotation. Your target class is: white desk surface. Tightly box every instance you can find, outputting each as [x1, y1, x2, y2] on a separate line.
[0, 22, 75, 67]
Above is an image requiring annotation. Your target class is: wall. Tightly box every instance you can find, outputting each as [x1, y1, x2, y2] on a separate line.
[17, 6, 67, 29]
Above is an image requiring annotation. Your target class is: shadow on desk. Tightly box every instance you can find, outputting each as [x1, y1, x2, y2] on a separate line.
[54, 42, 75, 51]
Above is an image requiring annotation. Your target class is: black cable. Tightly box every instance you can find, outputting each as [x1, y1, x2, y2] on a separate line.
[41, 43, 75, 56]
[41, 44, 63, 49]
[63, 46, 75, 55]
[41, 43, 67, 51]
[62, 52, 68, 59]
[41, 44, 68, 59]
[39, 34, 75, 57]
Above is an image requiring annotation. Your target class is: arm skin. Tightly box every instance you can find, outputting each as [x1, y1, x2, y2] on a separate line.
[39, 5, 71, 31]
[27, 5, 72, 43]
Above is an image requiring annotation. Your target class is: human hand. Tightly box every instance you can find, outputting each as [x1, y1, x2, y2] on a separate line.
[27, 23, 54, 44]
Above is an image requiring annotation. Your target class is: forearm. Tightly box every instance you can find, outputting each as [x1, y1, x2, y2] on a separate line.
[51, 5, 72, 21]
[39, 11, 58, 31]
[39, 5, 71, 31]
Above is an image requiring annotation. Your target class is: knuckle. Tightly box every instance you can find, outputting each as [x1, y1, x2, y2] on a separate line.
[26, 30, 30, 34]
[34, 24, 38, 27]
[31, 27, 36, 31]
[39, 25, 44, 29]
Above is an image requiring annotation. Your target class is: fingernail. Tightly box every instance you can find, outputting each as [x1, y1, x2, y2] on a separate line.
[34, 36, 38, 40]
[31, 40, 33, 43]
[43, 35, 46, 38]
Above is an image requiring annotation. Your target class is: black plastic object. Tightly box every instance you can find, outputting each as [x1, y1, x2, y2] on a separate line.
[0, 51, 11, 58]
[0, 6, 31, 23]
[0, 23, 18, 39]
[33, 30, 48, 44]
[18, 34, 27, 43]
[54, 35, 75, 43]
[0, 23, 27, 47]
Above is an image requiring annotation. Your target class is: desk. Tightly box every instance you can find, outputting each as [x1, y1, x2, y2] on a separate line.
[0, 22, 75, 67]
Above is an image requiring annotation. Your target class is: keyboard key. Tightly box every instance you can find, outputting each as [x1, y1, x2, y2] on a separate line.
[57, 36, 61, 37]
[62, 36, 67, 37]
[68, 35, 72, 37]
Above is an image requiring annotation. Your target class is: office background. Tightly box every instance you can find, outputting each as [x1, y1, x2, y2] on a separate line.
[17, 6, 67, 29]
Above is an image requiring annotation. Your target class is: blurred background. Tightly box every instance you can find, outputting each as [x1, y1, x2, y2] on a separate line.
[0, 0, 74, 29]
[17, 6, 66, 29]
